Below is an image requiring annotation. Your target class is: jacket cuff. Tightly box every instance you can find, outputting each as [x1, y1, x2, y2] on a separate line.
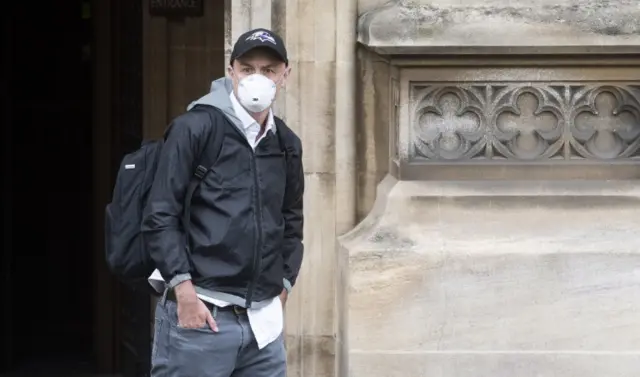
[283, 278, 293, 294]
[168, 273, 192, 289]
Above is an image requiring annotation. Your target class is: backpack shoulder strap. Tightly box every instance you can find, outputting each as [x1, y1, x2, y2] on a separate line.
[273, 116, 293, 160]
[191, 104, 226, 177]
[182, 104, 226, 252]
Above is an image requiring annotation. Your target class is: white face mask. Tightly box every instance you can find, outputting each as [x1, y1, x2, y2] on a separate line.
[236, 73, 277, 113]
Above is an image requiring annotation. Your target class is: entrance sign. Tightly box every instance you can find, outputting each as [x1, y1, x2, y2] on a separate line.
[149, 0, 203, 17]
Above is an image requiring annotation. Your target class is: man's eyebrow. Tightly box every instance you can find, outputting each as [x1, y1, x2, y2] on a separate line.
[237, 61, 253, 67]
[267, 61, 288, 69]
[237, 60, 282, 69]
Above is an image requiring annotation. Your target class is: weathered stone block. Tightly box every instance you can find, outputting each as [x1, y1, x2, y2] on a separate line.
[341, 177, 640, 376]
[358, 0, 640, 54]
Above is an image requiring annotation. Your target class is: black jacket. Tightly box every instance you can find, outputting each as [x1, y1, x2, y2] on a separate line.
[141, 78, 304, 307]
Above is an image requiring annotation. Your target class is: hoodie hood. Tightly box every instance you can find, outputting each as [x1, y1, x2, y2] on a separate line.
[187, 77, 243, 130]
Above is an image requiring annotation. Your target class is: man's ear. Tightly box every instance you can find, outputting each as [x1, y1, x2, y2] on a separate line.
[281, 66, 292, 87]
[227, 65, 234, 78]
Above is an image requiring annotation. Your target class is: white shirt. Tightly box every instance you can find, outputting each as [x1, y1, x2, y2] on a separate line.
[148, 92, 282, 349]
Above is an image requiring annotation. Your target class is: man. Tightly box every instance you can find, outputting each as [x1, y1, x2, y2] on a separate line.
[142, 28, 304, 377]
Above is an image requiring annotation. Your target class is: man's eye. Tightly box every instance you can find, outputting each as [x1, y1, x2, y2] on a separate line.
[242, 68, 253, 73]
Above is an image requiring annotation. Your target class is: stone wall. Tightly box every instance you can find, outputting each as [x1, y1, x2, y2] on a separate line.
[344, 1, 640, 376]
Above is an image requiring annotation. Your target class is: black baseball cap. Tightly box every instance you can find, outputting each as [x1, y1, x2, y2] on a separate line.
[230, 28, 288, 66]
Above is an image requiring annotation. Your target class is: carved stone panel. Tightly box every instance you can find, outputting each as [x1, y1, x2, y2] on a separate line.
[410, 83, 640, 162]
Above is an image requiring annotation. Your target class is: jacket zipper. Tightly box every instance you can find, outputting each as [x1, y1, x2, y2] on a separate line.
[244, 150, 263, 308]
[226, 124, 266, 308]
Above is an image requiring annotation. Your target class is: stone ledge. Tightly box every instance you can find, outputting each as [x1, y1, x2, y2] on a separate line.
[358, 0, 640, 55]
[343, 176, 640, 258]
[342, 176, 640, 254]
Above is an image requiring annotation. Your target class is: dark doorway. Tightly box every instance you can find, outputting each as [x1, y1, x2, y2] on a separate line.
[1, 0, 150, 375]
[1, 0, 97, 374]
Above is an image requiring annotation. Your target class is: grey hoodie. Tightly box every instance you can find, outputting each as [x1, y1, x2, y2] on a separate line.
[187, 77, 243, 129]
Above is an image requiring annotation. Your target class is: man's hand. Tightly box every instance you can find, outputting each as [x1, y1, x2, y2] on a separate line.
[279, 289, 288, 308]
[174, 281, 218, 332]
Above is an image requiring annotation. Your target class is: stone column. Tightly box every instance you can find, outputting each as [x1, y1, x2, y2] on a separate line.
[227, 1, 358, 376]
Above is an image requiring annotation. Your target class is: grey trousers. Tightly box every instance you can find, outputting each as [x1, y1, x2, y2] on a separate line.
[151, 298, 286, 377]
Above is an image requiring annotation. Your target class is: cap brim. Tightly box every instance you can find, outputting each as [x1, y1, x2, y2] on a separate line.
[234, 44, 288, 65]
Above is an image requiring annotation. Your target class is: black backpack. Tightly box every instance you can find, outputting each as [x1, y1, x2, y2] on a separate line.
[104, 105, 224, 286]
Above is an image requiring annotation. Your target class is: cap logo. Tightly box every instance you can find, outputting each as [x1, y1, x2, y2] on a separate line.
[246, 31, 276, 45]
